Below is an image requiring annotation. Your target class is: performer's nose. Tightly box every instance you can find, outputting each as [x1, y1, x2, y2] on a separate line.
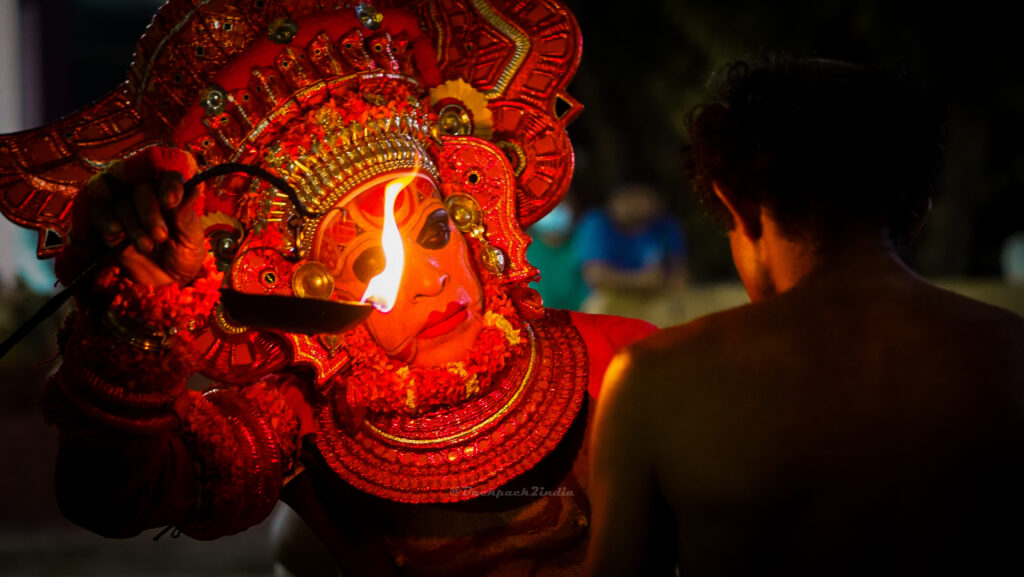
[406, 250, 449, 300]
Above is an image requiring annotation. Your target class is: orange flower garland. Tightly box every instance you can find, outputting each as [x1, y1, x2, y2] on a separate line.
[336, 276, 524, 416]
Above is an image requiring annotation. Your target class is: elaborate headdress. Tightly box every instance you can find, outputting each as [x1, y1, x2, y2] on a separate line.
[0, 0, 580, 379]
[0, 0, 584, 503]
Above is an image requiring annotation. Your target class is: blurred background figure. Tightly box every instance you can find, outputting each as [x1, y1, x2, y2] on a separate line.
[1002, 231, 1024, 286]
[576, 181, 688, 326]
[0, 220, 58, 348]
[0, 220, 57, 295]
[526, 197, 590, 310]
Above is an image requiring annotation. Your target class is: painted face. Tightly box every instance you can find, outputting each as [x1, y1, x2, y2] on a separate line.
[312, 172, 485, 368]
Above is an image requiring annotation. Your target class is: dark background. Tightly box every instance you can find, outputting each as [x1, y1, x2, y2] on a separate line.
[22, 0, 1024, 283]
[563, 0, 1024, 281]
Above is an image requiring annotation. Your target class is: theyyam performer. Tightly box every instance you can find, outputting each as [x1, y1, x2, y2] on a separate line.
[0, 0, 656, 575]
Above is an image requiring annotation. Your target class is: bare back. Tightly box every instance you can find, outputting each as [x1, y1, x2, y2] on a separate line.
[620, 266, 1024, 575]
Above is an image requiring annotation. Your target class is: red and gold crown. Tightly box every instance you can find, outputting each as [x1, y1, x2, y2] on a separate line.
[0, 0, 582, 383]
[0, 0, 581, 256]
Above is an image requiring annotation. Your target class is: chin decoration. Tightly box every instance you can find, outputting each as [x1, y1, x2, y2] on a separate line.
[0, 0, 583, 504]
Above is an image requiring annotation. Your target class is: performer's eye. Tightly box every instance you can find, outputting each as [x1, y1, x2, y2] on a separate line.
[352, 246, 386, 284]
[417, 209, 451, 250]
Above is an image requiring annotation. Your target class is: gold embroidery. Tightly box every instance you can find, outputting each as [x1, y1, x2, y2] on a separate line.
[365, 323, 535, 445]
[471, 0, 531, 99]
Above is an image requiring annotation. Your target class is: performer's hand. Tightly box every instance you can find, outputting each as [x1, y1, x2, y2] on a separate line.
[76, 148, 205, 286]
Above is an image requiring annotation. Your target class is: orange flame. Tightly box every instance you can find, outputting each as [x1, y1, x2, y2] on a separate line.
[360, 172, 417, 313]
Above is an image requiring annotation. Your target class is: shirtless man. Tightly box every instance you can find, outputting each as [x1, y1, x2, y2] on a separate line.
[585, 55, 1024, 575]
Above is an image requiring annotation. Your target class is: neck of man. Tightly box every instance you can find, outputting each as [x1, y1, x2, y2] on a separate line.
[750, 216, 912, 300]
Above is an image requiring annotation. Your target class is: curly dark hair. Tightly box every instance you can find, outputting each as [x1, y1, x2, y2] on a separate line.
[684, 54, 946, 247]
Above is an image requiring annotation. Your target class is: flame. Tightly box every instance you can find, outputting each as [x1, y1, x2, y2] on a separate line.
[360, 173, 416, 313]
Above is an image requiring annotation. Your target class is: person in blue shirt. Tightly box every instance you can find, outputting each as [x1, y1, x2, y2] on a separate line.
[575, 181, 687, 325]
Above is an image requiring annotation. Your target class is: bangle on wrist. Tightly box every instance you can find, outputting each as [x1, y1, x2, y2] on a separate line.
[102, 308, 177, 351]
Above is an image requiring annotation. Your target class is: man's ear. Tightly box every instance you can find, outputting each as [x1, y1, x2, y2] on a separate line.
[906, 196, 933, 243]
[713, 182, 762, 240]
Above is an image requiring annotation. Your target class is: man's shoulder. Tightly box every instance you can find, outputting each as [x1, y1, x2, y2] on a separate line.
[594, 306, 782, 480]
[928, 282, 1024, 331]
[605, 304, 764, 395]
[920, 284, 1024, 367]
[629, 303, 762, 358]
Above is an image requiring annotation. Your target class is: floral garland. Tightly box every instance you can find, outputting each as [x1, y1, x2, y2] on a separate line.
[270, 83, 425, 164]
[57, 251, 221, 390]
[97, 252, 223, 332]
[336, 275, 525, 416]
[44, 251, 224, 435]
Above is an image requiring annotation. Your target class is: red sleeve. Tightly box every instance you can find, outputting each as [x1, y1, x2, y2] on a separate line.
[48, 374, 306, 540]
[568, 311, 657, 400]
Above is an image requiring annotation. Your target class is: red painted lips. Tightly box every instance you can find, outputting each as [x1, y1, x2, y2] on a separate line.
[418, 302, 469, 339]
